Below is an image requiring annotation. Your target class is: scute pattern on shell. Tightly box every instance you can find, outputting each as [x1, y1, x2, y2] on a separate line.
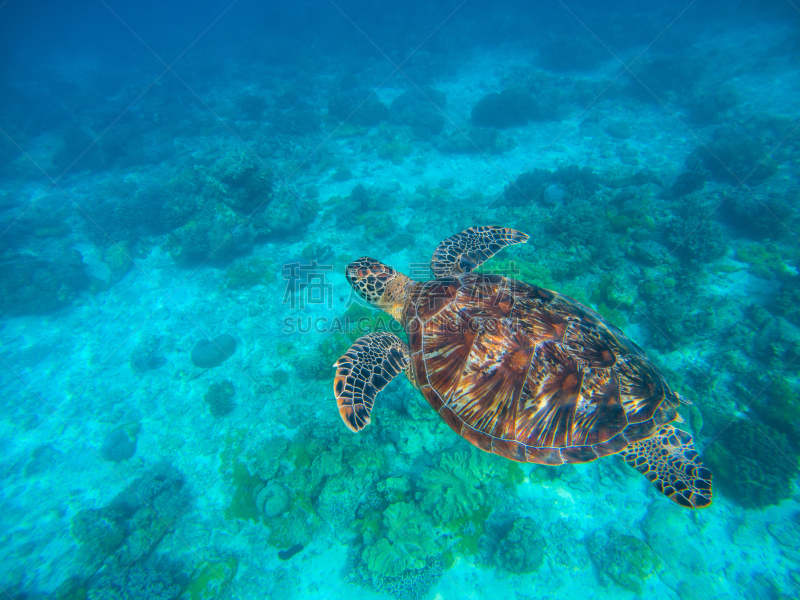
[404, 273, 680, 465]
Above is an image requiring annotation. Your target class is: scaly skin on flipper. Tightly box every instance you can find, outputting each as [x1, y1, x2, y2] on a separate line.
[333, 332, 410, 432]
[621, 425, 713, 508]
[430, 226, 529, 278]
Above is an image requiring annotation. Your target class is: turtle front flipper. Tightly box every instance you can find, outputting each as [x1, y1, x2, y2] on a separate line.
[333, 332, 410, 432]
[621, 425, 713, 508]
[431, 226, 529, 278]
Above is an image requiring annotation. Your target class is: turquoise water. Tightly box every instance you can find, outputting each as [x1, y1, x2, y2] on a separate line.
[1, 1, 799, 598]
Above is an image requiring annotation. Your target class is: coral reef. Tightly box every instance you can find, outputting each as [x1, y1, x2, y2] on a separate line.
[84, 179, 201, 245]
[772, 276, 800, 326]
[372, 557, 443, 600]
[390, 88, 446, 138]
[735, 243, 792, 280]
[721, 188, 798, 240]
[418, 452, 488, 522]
[705, 416, 799, 509]
[191, 335, 236, 369]
[361, 501, 442, 577]
[212, 152, 274, 214]
[587, 530, 660, 594]
[417, 450, 519, 526]
[492, 517, 544, 574]
[663, 204, 727, 264]
[255, 482, 290, 519]
[752, 377, 800, 443]
[237, 93, 267, 121]
[502, 168, 552, 206]
[268, 508, 317, 549]
[640, 272, 710, 349]
[204, 380, 235, 417]
[101, 424, 140, 463]
[292, 350, 329, 380]
[311, 446, 343, 484]
[331, 166, 353, 182]
[253, 182, 317, 239]
[71, 507, 127, 566]
[255, 437, 289, 481]
[275, 107, 321, 136]
[317, 475, 360, 528]
[166, 221, 211, 265]
[356, 210, 396, 244]
[103, 241, 133, 284]
[605, 119, 632, 140]
[626, 53, 704, 104]
[223, 460, 264, 523]
[376, 139, 413, 164]
[222, 258, 275, 290]
[0, 252, 87, 316]
[697, 127, 778, 185]
[24, 444, 62, 477]
[685, 88, 738, 125]
[671, 156, 707, 197]
[112, 463, 192, 563]
[87, 555, 188, 600]
[182, 558, 238, 600]
[471, 88, 537, 129]
[328, 90, 389, 127]
[502, 164, 599, 207]
[67, 462, 191, 593]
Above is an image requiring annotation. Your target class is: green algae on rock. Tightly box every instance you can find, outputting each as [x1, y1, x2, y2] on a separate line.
[183, 558, 238, 600]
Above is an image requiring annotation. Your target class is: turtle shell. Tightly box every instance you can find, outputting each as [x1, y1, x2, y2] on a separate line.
[404, 273, 680, 465]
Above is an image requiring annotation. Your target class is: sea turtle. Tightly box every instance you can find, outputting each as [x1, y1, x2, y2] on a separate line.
[333, 226, 713, 508]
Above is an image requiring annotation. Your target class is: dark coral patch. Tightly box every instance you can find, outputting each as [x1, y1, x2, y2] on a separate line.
[191, 334, 237, 368]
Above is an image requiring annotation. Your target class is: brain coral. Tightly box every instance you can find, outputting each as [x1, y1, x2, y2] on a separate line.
[493, 517, 544, 574]
[101, 426, 138, 462]
[204, 380, 235, 417]
[191, 335, 236, 368]
[255, 482, 290, 519]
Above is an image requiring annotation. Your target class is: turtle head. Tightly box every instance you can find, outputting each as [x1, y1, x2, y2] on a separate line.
[346, 257, 411, 319]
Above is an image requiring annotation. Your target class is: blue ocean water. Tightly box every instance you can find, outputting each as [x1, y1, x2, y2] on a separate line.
[1, 0, 799, 598]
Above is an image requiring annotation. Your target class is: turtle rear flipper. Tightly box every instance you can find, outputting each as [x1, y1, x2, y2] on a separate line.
[333, 332, 410, 432]
[431, 226, 529, 278]
[621, 425, 713, 508]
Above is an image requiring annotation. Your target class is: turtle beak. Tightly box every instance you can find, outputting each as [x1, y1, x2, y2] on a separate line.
[345, 257, 373, 285]
[345, 265, 360, 285]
